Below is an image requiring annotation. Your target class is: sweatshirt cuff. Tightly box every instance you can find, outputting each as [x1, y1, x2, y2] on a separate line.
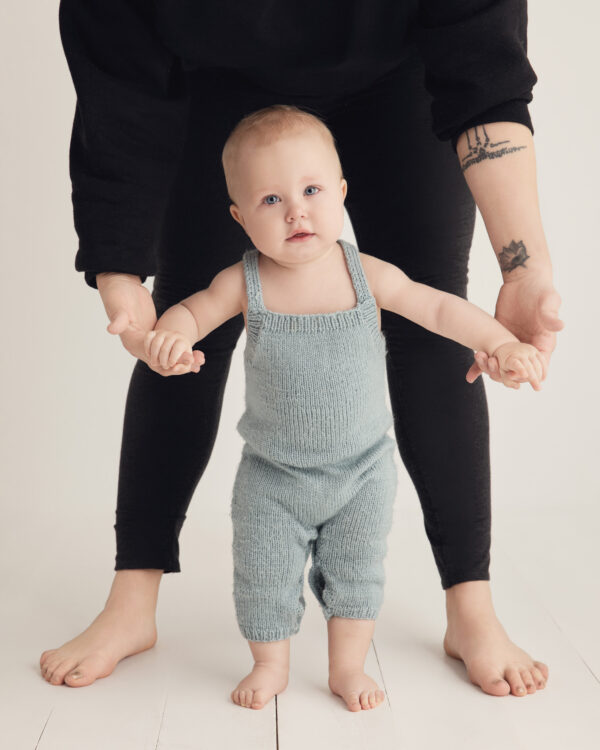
[450, 99, 534, 154]
[75, 246, 151, 290]
[83, 270, 148, 290]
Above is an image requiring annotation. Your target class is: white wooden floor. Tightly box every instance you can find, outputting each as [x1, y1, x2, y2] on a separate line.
[3, 497, 599, 749]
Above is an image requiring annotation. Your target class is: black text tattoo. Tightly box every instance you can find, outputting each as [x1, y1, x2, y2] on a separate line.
[498, 240, 530, 274]
[459, 125, 527, 172]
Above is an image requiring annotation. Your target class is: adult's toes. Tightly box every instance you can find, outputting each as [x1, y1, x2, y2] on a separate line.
[521, 670, 536, 693]
[48, 659, 80, 686]
[64, 665, 96, 687]
[49, 666, 68, 685]
[481, 675, 511, 696]
[42, 660, 59, 682]
[40, 650, 56, 667]
[65, 654, 112, 687]
[505, 668, 527, 696]
[531, 665, 546, 688]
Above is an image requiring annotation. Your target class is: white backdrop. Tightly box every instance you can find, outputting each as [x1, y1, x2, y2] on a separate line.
[0, 2, 595, 594]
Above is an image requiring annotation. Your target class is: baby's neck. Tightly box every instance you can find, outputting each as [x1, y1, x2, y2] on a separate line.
[259, 240, 340, 275]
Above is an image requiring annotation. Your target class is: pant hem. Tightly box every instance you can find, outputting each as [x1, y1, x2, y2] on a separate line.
[239, 624, 300, 642]
[323, 607, 380, 621]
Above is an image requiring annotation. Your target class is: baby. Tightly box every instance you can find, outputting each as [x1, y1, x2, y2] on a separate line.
[143, 105, 545, 712]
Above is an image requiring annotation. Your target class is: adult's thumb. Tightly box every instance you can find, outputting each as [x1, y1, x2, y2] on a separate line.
[538, 289, 565, 331]
[465, 361, 482, 384]
[106, 309, 130, 335]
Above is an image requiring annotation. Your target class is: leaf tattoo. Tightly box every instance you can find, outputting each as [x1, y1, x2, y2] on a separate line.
[498, 240, 530, 274]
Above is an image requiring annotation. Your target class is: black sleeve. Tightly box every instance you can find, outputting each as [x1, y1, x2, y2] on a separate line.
[59, 0, 190, 289]
[415, 0, 538, 154]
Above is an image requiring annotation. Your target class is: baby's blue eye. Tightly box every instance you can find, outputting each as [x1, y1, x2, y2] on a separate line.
[264, 195, 280, 205]
[305, 186, 319, 195]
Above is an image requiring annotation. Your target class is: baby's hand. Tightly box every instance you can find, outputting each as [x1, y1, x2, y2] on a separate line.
[143, 329, 203, 376]
[492, 341, 545, 391]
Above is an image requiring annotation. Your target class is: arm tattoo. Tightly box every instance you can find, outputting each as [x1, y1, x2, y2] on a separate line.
[498, 240, 530, 274]
[459, 124, 527, 172]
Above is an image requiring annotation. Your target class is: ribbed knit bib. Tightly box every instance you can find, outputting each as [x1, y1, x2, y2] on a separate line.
[236, 239, 393, 468]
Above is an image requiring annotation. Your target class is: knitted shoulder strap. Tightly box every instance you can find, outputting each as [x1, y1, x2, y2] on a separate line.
[242, 249, 264, 342]
[339, 239, 380, 337]
[339, 239, 372, 304]
[242, 248, 264, 311]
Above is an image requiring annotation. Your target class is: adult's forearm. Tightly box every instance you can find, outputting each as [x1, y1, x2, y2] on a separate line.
[96, 271, 143, 286]
[456, 121, 553, 283]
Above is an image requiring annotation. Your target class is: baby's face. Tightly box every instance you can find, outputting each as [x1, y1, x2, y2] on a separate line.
[229, 130, 347, 267]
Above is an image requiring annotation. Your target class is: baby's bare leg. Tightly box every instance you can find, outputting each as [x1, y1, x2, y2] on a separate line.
[327, 617, 386, 711]
[231, 639, 290, 710]
[39, 569, 161, 687]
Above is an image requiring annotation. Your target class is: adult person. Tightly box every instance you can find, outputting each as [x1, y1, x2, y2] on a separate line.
[41, 0, 563, 697]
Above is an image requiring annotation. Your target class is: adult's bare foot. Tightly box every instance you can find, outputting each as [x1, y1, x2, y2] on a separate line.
[39, 569, 163, 687]
[444, 580, 549, 697]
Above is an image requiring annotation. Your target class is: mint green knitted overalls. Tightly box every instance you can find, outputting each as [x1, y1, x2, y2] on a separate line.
[231, 239, 398, 642]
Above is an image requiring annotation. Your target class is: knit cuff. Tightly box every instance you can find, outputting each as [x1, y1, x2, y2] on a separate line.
[323, 606, 380, 622]
[239, 624, 301, 643]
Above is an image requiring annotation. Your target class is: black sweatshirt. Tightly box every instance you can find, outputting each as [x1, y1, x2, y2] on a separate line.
[58, 0, 538, 289]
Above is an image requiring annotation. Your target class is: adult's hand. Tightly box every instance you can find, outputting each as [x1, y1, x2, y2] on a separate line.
[97, 272, 204, 377]
[466, 273, 564, 387]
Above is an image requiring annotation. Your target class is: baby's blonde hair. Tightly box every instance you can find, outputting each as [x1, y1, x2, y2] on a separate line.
[221, 104, 343, 204]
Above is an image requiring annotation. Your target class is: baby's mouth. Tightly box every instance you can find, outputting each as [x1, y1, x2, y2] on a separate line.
[287, 232, 314, 240]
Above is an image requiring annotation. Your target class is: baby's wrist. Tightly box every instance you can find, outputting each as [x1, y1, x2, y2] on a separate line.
[490, 338, 519, 360]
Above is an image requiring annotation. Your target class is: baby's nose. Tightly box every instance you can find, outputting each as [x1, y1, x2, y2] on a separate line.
[286, 203, 307, 221]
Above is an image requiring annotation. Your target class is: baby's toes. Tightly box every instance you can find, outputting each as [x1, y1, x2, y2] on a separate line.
[241, 689, 254, 708]
[367, 690, 379, 708]
[346, 691, 361, 712]
[360, 690, 372, 710]
[251, 688, 270, 710]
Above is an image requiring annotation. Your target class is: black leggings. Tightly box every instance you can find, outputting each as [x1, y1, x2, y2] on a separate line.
[114, 50, 491, 590]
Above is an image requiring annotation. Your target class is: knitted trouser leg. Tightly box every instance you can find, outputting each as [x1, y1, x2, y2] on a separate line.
[231, 448, 319, 642]
[308, 441, 397, 621]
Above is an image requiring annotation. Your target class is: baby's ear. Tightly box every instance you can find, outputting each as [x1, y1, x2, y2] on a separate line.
[340, 178, 348, 201]
[229, 203, 245, 228]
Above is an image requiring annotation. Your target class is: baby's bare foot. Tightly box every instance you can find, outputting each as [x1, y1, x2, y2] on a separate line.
[328, 670, 386, 711]
[39, 605, 157, 687]
[231, 664, 289, 710]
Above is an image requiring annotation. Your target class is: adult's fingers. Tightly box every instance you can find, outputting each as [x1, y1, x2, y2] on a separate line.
[465, 360, 482, 383]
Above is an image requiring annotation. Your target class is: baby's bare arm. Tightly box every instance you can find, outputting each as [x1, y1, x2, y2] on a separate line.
[365, 254, 517, 355]
[156, 262, 245, 344]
